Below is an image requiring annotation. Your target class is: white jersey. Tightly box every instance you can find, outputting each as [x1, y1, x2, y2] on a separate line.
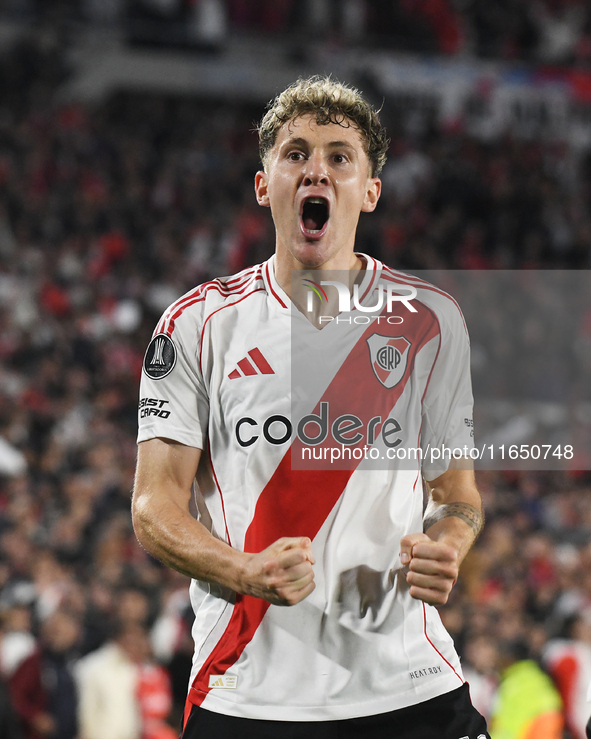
[137, 254, 474, 721]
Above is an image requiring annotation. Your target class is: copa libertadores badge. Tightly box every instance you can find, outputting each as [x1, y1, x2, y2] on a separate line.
[143, 333, 177, 380]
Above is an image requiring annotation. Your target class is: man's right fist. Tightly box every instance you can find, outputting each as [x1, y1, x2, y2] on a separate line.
[241, 537, 316, 606]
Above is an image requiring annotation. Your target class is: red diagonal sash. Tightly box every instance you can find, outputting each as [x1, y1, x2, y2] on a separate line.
[185, 301, 439, 720]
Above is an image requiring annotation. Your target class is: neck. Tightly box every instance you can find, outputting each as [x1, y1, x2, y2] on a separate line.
[274, 251, 364, 299]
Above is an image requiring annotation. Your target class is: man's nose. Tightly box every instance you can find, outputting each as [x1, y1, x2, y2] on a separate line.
[302, 153, 329, 185]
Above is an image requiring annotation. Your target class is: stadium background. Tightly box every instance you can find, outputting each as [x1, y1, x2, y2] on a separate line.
[0, 1, 590, 738]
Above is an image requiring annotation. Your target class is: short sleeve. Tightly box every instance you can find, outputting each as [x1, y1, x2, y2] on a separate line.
[137, 312, 208, 450]
[420, 303, 474, 481]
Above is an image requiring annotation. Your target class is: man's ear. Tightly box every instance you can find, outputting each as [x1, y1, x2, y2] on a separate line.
[361, 177, 382, 213]
[255, 171, 270, 207]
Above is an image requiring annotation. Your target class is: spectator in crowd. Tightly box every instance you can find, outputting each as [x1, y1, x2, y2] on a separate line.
[544, 611, 591, 739]
[462, 634, 499, 723]
[137, 653, 177, 739]
[0, 605, 37, 683]
[6, 629, 52, 739]
[7, 609, 79, 739]
[76, 622, 146, 739]
[0, 675, 22, 739]
[75, 619, 175, 739]
[489, 640, 563, 739]
[39, 611, 79, 739]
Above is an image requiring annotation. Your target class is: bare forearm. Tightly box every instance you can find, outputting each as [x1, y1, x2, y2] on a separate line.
[400, 468, 482, 605]
[132, 489, 248, 592]
[423, 470, 484, 564]
[423, 501, 482, 563]
[133, 439, 315, 606]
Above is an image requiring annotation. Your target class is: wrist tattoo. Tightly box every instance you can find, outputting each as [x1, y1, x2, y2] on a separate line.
[423, 502, 483, 538]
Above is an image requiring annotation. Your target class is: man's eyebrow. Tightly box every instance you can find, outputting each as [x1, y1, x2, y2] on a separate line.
[326, 140, 357, 151]
[280, 136, 309, 149]
[279, 137, 358, 152]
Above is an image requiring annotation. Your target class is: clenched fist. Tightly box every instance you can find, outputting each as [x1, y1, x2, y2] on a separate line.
[399, 533, 459, 606]
[241, 537, 316, 606]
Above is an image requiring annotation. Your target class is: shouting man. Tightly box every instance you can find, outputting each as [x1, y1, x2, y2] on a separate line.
[133, 76, 488, 739]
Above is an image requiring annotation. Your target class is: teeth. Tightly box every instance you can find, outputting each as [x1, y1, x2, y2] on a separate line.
[306, 198, 325, 205]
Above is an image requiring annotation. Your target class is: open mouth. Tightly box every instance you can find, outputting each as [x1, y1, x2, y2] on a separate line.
[300, 197, 329, 238]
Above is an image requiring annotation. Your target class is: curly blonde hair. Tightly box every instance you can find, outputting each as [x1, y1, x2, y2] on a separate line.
[258, 76, 389, 177]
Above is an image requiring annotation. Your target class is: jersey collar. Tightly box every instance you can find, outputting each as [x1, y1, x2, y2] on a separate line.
[264, 253, 384, 312]
[263, 256, 290, 311]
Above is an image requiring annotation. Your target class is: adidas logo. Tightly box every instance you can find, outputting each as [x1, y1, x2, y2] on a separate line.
[208, 674, 238, 689]
[228, 348, 274, 379]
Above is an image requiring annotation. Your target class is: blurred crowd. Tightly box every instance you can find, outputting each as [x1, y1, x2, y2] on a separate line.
[443, 470, 591, 738]
[0, 29, 590, 739]
[6, 0, 591, 64]
[222, 0, 591, 63]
